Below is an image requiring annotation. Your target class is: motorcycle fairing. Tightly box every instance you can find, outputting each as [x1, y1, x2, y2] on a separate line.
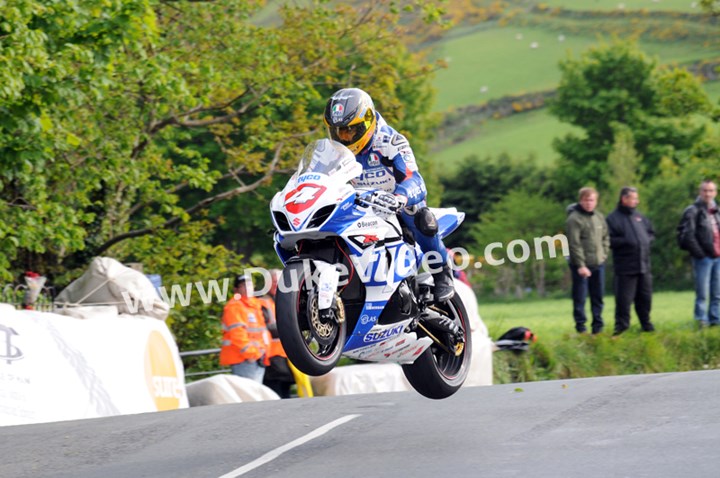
[431, 207, 465, 240]
[343, 328, 433, 363]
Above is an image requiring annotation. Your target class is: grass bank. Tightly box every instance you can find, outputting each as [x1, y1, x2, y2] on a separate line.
[479, 290, 720, 383]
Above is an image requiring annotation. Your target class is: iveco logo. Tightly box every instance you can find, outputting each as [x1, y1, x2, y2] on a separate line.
[298, 174, 322, 183]
[362, 169, 386, 180]
[0, 324, 23, 365]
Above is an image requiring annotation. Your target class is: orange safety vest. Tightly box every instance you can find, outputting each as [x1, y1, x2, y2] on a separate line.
[258, 296, 287, 362]
[219, 295, 270, 366]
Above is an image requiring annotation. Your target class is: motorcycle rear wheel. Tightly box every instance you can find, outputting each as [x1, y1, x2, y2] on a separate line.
[275, 262, 346, 376]
[402, 293, 472, 399]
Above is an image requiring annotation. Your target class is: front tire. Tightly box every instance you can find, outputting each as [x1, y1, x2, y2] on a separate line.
[402, 294, 472, 399]
[275, 262, 346, 376]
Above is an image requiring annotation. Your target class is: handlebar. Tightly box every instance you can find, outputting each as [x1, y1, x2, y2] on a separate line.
[354, 194, 399, 214]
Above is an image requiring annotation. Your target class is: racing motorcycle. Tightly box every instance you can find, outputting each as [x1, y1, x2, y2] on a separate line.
[269, 139, 471, 399]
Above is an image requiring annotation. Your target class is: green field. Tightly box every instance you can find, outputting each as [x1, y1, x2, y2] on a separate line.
[431, 26, 718, 111]
[480, 290, 695, 340]
[433, 80, 720, 168]
[433, 107, 578, 167]
[705, 80, 720, 103]
[250, 0, 312, 26]
[542, 0, 702, 12]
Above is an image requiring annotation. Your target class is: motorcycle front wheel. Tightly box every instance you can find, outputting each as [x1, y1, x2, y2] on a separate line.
[275, 262, 346, 376]
[402, 293, 472, 399]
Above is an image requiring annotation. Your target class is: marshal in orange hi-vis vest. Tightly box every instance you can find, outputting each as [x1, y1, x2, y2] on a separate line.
[219, 295, 269, 366]
[257, 296, 287, 364]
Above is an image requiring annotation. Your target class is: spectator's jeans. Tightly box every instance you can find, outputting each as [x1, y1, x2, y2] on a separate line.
[570, 264, 605, 333]
[231, 360, 265, 383]
[692, 257, 720, 324]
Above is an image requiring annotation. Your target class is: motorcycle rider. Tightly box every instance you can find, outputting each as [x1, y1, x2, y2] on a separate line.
[323, 87, 455, 301]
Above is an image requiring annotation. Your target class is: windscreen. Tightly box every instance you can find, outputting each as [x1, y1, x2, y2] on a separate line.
[297, 139, 357, 177]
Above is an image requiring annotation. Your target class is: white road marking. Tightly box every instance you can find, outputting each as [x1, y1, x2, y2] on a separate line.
[217, 414, 361, 478]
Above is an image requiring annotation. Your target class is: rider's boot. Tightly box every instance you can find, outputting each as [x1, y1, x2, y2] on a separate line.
[420, 308, 464, 354]
[432, 265, 455, 302]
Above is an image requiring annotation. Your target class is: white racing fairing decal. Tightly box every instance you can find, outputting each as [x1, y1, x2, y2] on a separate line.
[343, 331, 433, 364]
[317, 263, 340, 310]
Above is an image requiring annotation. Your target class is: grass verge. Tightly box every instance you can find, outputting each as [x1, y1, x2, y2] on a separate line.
[480, 290, 720, 383]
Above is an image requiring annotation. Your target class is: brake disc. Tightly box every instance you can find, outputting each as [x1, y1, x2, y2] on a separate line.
[306, 292, 345, 347]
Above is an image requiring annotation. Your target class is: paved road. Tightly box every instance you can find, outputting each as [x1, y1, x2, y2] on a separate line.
[1, 370, 719, 478]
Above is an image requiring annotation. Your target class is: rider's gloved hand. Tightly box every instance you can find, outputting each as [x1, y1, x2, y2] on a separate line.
[371, 192, 406, 218]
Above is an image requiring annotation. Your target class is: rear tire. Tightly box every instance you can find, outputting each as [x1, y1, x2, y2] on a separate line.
[402, 293, 472, 399]
[275, 262, 346, 376]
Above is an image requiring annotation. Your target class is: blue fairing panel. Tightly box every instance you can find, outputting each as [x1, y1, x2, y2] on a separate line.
[437, 212, 465, 240]
[274, 239, 294, 265]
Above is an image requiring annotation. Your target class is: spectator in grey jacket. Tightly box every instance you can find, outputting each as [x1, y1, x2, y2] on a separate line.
[606, 187, 655, 335]
[566, 187, 610, 334]
[678, 179, 720, 327]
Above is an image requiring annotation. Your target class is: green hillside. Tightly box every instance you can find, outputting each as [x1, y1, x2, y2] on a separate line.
[542, 0, 701, 12]
[431, 25, 718, 111]
[251, 0, 313, 26]
[432, 108, 577, 168]
[705, 80, 720, 103]
[433, 80, 719, 169]
[429, 0, 718, 169]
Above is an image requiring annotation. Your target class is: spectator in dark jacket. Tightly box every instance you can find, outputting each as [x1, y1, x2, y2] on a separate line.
[606, 187, 655, 335]
[678, 179, 720, 327]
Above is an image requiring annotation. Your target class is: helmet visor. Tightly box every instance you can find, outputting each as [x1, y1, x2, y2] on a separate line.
[328, 121, 369, 147]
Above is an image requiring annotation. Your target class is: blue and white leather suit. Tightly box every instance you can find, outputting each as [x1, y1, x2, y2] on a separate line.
[352, 113, 449, 263]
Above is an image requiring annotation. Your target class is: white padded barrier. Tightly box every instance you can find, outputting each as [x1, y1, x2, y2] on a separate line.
[186, 374, 280, 406]
[0, 305, 188, 426]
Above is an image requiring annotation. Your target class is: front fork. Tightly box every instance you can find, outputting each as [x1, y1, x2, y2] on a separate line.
[286, 257, 343, 322]
[315, 261, 341, 321]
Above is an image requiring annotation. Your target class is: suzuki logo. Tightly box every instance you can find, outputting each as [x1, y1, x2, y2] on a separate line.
[0, 324, 23, 365]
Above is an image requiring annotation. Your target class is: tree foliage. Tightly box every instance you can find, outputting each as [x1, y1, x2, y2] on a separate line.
[604, 122, 641, 205]
[549, 41, 713, 194]
[700, 0, 720, 16]
[439, 153, 553, 247]
[0, 0, 441, 282]
[470, 190, 567, 298]
[0, 1, 444, 359]
[0, 0, 158, 279]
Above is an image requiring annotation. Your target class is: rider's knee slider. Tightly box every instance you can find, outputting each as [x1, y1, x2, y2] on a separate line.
[414, 207, 438, 237]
